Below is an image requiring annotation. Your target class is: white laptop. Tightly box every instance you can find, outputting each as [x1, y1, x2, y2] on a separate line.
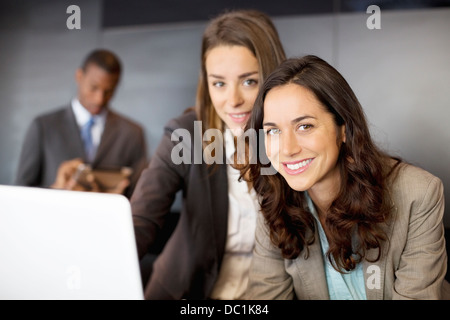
[0, 185, 144, 300]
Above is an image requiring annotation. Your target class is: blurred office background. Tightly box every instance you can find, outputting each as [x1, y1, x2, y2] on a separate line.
[0, 0, 449, 227]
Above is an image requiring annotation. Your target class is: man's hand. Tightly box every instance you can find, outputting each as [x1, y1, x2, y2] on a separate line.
[51, 158, 93, 191]
[51, 158, 129, 195]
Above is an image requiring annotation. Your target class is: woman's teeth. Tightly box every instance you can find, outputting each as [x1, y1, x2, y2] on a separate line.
[286, 159, 312, 170]
[230, 113, 248, 118]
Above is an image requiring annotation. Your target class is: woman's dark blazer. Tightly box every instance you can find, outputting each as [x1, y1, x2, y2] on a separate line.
[131, 109, 229, 299]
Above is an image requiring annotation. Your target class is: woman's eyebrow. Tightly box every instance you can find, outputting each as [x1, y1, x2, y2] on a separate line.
[290, 115, 315, 125]
[208, 74, 225, 79]
[208, 71, 259, 80]
[238, 71, 259, 79]
[263, 115, 316, 127]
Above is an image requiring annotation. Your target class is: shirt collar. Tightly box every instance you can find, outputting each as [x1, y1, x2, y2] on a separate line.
[71, 98, 108, 127]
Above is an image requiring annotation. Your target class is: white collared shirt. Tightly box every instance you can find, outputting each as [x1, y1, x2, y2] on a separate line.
[209, 129, 259, 300]
[71, 98, 108, 155]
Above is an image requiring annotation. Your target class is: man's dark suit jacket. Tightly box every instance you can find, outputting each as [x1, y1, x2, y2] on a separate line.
[131, 109, 229, 299]
[16, 105, 148, 197]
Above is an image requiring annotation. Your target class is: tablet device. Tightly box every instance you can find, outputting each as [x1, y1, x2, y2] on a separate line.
[74, 164, 133, 191]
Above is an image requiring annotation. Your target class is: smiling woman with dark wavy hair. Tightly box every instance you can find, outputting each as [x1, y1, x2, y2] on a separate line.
[240, 55, 450, 300]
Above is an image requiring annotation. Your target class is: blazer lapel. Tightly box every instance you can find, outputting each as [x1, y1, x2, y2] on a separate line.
[188, 160, 228, 297]
[295, 227, 330, 299]
[62, 105, 86, 158]
[363, 207, 397, 300]
[207, 162, 229, 267]
[363, 249, 385, 300]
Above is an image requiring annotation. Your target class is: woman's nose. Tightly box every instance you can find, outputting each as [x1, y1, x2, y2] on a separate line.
[281, 130, 302, 157]
[227, 85, 244, 108]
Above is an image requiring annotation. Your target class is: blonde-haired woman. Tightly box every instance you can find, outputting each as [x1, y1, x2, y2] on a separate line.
[131, 10, 286, 300]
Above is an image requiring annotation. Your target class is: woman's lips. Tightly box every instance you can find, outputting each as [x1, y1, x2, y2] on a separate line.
[228, 112, 251, 124]
[282, 158, 314, 175]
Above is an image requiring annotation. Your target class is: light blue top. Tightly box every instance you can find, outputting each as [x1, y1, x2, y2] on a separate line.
[305, 193, 367, 300]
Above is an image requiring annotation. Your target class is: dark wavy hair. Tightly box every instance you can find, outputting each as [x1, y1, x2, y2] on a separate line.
[241, 55, 401, 272]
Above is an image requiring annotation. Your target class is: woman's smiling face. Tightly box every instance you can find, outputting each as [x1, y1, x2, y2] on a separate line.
[263, 83, 346, 194]
[205, 45, 260, 134]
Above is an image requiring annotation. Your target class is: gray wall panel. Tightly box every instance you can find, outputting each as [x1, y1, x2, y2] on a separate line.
[336, 9, 450, 226]
[274, 14, 335, 63]
[100, 23, 205, 156]
[1, 2, 449, 226]
[0, 0, 102, 184]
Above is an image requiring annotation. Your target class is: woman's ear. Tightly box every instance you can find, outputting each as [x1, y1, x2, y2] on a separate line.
[341, 125, 346, 144]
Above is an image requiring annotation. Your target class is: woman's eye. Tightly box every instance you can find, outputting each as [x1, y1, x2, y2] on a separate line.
[298, 124, 313, 131]
[243, 79, 258, 87]
[213, 81, 225, 88]
[266, 128, 281, 135]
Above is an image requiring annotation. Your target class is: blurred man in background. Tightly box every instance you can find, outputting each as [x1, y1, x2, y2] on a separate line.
[16, 49, 147, 198]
